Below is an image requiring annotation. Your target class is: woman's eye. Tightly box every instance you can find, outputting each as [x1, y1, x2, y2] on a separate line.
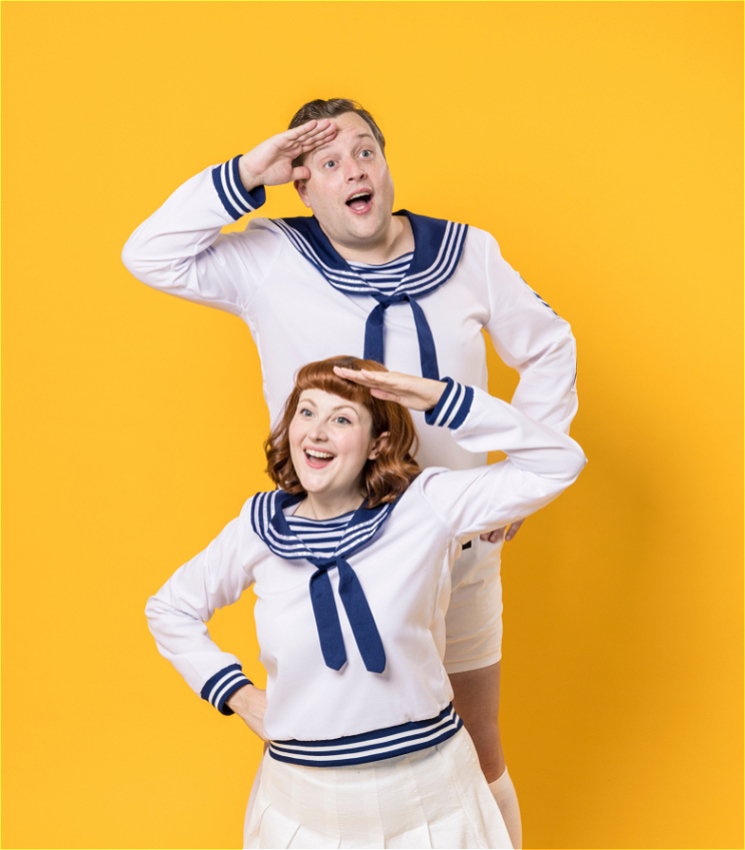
[299, 408, 313, 418]
[335, 416, 351, 425]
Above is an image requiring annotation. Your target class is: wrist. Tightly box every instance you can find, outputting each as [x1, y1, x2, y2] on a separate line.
[238, 156, 261, 193]
[225, 683, 255, 712]
[425, 379, 447, 410]
[425, 378, 474, 429]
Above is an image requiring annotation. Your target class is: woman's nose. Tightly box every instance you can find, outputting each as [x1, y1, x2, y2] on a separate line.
[307, 420, 328, 441]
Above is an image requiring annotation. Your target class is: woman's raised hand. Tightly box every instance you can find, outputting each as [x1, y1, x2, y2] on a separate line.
[334, 367, 446, 412]
[238, 119, 337, 192]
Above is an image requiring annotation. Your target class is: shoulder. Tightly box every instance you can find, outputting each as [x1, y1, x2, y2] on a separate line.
[462, 224, 502, 257]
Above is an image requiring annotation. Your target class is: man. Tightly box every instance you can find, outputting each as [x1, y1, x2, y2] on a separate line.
[123, 99, 578, 848]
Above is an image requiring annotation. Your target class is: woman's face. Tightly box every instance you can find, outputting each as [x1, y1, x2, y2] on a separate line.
[289, 388, 381, 503]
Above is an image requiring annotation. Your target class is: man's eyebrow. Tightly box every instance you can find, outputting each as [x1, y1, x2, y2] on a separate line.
[312, 132, 375, 157]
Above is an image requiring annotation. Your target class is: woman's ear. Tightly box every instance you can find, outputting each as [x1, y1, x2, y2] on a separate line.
[368, 431, 391, 461]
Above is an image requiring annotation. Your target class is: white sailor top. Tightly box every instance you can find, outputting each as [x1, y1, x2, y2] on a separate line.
[122, 159, 579, 471]
[145, 382, 586, 765]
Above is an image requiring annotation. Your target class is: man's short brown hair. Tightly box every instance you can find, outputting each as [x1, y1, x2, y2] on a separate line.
[288, 99, 385, 167]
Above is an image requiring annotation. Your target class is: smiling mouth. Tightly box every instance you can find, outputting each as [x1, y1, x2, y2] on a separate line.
[346, 192, 373, 212]
[304, 449, 335, 469]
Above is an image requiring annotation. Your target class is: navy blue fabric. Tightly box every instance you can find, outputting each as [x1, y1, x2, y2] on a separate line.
[275, 211, 468, 380]
[211, 156, 266, 220]
[363, 294, 440, 379]
[250, 490, 397, 674]
[424, 378, 474, 429]
[200, 663, 253, 715]
[269, 704, 464, 767]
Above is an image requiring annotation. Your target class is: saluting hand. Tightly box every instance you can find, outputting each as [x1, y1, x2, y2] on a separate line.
[337, 366, 527, 546]
[238, 119, 337, 193]
[334, 367, 447, 412]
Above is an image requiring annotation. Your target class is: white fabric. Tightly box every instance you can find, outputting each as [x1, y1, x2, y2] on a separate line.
[489, 769, 522, 850]
[245, 729, 512, 849]
[145, 388, 585, 743]
[446, 537, 504, 673]
[124, 166, 579, 669]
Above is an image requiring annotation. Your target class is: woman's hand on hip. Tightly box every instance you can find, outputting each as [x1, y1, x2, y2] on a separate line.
[225, 684, 268, 741]
[334, 367, 446, 412]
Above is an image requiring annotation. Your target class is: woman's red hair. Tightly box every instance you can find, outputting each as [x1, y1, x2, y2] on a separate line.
[265, 357, 420, 507]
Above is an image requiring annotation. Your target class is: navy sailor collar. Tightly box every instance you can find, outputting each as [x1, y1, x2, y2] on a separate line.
[251, 490, 399, 674]
[273, 211, 469, 380]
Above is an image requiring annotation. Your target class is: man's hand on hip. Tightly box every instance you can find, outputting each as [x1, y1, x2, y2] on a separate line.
[480, 518, 525, 544]
[238, 119, 337, 192]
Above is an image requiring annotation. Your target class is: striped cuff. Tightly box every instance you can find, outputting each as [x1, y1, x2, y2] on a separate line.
[211, 156, 266, 220]
[425, 378, 474, 429]
[200, 663, 252, 715]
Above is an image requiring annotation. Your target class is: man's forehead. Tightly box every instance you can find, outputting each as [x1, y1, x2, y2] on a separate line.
[311, 130, 375, 157]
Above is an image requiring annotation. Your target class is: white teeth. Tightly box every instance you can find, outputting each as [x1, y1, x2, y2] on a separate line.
[306, 449, 334, 459]
[349, 193, 369, 200]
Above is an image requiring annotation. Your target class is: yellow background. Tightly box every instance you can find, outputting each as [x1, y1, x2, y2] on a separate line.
[2, 2, 742, 848]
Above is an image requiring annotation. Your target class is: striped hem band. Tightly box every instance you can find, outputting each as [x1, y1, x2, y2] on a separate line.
[211, 156, 266, 220]
[268, 703, 463, 767]
[425, 378, 474, 429]
[200, 663, 252, 715]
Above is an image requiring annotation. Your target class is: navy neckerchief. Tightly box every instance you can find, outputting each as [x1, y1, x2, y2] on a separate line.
[250, 490, 399, 674]
[273, 211, 469, 380]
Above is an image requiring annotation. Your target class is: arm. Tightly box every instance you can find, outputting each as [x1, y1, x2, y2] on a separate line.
[483, 234, 578, 436]
[145, 500, 263, 728]
[335, 368, 586, 537]
[121, 120, 337, 314]
[479, 235, 579, 541]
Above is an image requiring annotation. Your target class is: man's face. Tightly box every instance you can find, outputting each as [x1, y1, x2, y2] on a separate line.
[295, 112, 395, 252]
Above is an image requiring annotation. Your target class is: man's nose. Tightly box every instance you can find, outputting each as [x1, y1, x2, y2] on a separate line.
[344, 157, 366, 181]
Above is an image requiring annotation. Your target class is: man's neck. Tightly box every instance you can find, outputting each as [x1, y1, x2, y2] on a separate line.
[328, 215, 415, 266]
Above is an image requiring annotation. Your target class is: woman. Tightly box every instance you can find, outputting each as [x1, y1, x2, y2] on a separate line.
[146, 356, 585, 849]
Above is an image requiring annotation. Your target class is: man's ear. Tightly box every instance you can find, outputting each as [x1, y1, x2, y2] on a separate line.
[294, 179, 312, 209]
[368, 432, 390, 461]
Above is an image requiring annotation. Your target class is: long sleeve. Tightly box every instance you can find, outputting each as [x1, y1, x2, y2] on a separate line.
[145, 500, 260, 714]
[483, 234, 578, 434]
[420, 380, 586, 540]
[121, 158, 283, 316]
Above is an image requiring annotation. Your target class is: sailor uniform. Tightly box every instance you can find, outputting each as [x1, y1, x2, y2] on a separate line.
[123, 159, 579, 672]
[145, 383, 586, 848]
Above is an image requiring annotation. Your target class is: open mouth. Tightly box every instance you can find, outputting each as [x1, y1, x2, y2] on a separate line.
[346, 192, 373, 213]
[304, 448, 335, 469]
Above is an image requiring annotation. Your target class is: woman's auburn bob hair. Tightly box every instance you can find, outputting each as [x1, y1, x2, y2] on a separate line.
[265, 356, 421, 508]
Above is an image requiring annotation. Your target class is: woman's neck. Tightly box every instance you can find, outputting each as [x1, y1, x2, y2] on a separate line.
[293, 491, 365, 520]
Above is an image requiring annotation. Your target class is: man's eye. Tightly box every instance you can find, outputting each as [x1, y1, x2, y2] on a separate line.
[360, 149, 373, 158]
[323, 160, 337, 169]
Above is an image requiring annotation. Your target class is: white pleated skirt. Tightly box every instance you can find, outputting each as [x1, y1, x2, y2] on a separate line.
[244, 728, 512, 849]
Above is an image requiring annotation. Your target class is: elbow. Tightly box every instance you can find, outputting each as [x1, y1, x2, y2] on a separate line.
[144, 595, 163, 635]
[565, 447, 587, 485]
[121, 227, 155, 284]
[121, 233, 142, 279]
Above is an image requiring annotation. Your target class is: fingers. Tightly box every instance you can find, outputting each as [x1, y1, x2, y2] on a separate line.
[333, 366, 387, 387]
[283, 119, 336, 153]
[504, 519, 525, 541]
[480, 528, 505, 544]
[291, 165, 311, 182]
